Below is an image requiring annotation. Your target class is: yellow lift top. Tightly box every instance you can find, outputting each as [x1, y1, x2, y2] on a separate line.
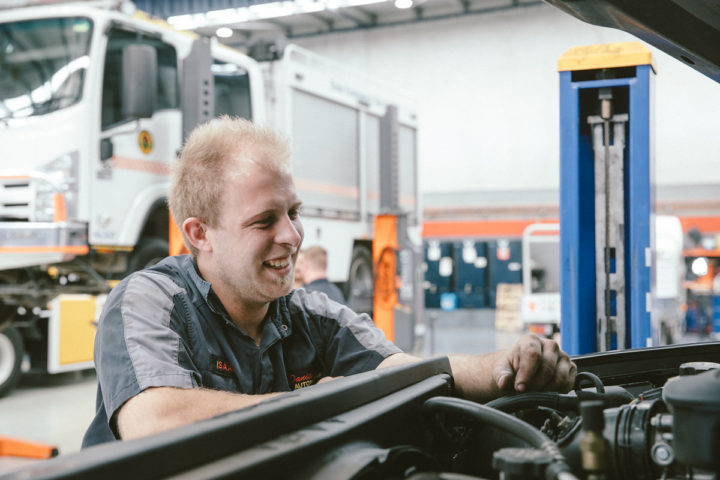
[558, 41, 656, 73]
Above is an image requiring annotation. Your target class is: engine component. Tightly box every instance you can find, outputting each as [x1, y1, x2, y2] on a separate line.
[578, 401, 609, 478]
[663, 367, 720, 472]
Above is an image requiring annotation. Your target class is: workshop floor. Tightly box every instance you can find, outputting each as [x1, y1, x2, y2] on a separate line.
[0, 308, 712, 475]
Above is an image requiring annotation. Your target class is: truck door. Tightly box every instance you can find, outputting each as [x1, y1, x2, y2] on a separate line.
[91, 27, 182, 248]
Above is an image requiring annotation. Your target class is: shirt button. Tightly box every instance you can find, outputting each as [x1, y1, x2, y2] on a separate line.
[281, 324, 289, 332]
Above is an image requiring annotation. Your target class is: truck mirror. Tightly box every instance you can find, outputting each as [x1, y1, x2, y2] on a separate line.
[122, 44, 157, 119]
[100, 138, 113, 161]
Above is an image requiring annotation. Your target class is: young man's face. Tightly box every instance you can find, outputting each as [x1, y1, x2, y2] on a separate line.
[205, 159, 304, 308]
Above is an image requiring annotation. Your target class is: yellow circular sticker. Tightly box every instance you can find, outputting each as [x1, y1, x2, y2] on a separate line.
[138, 130, 153, 154]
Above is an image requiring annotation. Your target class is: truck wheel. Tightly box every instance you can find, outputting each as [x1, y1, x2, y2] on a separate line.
[346, 245, 373, 315]
[0, 326, 23, 398]
[127, 237, 169, 275]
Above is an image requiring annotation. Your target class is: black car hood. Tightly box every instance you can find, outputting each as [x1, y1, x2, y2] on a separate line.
[544, 0, 720, 83]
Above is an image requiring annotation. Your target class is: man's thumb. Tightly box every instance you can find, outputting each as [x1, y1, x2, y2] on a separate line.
[493, 361, 515, 392]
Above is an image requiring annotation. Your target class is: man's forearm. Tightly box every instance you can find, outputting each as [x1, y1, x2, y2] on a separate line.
[377, 351, 508, 403]
[117, 386, 284, 440]
[447, 352, 511, 403]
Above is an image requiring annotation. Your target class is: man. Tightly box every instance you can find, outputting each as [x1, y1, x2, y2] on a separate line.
[295, 246, 346, 304]
[83, 116, 575, 447]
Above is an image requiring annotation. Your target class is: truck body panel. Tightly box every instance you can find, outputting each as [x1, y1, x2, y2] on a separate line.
[0, 3, 420, 395]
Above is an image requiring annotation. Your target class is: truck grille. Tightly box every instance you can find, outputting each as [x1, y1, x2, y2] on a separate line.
[0, 179, 33, 221]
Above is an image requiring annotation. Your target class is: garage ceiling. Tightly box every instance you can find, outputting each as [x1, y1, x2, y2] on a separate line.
[134, 0, 540, 48]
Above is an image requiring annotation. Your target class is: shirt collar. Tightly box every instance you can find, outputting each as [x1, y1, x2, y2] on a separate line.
[182, 255, 293, 342]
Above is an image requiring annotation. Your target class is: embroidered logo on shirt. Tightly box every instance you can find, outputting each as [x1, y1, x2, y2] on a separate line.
[210, 355, 235, 377]
[288, 371, 323, 390]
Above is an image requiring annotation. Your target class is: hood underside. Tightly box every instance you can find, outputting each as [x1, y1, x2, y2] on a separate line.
[544, 0, 720, 83]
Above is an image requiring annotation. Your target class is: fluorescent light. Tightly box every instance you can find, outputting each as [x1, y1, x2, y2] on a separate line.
[167, 14, 196, 29]
[249, 2, 297, 19]
[325, 0, 341, 9]
[298, 2, 326, 13]
[394, 0, 413, 8]
[206, 8, 237, 20]
[347, 0, 386, 6]
[216, 27, 233, 38]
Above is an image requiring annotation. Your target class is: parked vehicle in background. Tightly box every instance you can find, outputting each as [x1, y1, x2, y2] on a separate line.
[0, 2, 419, 396]
[652, 215, 686, 345]
[519, 223, 561, 339]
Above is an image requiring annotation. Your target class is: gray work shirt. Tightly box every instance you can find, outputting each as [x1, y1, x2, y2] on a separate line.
[82, 255, 400, 447]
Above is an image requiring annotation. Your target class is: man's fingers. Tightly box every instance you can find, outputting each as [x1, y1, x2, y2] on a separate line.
[493, 334, 575, 395]
[530, 338, 561, 390]
[551, 355, 577, 392]
[513, 335, 543, 392]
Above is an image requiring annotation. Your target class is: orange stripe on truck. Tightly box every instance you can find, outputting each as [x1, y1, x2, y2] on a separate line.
[295, 178, 359, 199]
[111, 156, 170, 175]
[0, 246, 89, 255]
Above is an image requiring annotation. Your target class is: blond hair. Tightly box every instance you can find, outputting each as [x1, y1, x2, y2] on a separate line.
[168, 116, 291, 256]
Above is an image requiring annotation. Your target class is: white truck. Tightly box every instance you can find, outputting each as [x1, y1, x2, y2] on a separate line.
[0, 2, 420, 396]
[519, 223, 561, 339]
[652, 214, 686, 345]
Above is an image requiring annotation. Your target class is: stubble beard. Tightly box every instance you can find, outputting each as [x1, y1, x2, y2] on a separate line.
[273, 269, 293, 293]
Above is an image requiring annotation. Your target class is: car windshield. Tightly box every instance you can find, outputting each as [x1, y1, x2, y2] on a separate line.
[0, 17, 93, 121]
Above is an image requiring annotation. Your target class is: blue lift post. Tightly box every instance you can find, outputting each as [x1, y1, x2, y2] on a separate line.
[558, 43, 656, 355]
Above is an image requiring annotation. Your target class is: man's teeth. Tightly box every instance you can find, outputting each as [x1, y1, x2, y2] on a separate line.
[266, 259, 289, 268]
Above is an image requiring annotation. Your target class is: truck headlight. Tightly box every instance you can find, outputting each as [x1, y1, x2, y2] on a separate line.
[33, 152, 79, 222]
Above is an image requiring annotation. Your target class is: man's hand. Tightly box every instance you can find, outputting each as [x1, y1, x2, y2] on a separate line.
[494, 334, 576, 394]
[446, 335, 576, 403]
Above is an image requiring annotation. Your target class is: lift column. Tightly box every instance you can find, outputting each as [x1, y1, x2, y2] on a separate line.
[373, 105, 422, 352]
[558, 42, 656, 355]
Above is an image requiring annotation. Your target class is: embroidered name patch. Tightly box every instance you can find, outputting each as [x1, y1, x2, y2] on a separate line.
[210, 355, 235, 377]
[288, 371, 322, 390]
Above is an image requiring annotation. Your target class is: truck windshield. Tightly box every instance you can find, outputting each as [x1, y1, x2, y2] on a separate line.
[0, 17, 92, 121]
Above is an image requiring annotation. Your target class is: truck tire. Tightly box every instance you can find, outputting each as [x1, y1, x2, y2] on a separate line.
[346, 245, 374, 315]
[0, 326, 23, 398]
[127, 237, 170, 275]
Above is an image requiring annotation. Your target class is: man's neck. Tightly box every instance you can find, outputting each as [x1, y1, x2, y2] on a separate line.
[222, 299, 267, 346]
[197, 259, 268, 346]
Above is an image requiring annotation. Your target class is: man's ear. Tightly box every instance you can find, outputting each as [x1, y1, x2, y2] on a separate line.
[183, 217, 212, 253]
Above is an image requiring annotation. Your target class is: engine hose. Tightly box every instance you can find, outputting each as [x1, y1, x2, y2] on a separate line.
[423, 396, 579, 480]
[485, 392, 578, 412]
[574, 371, 605, 394]
[485, 388, 633, 414]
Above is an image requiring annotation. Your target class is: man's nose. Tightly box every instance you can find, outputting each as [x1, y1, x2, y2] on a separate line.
[276, 216, 303, 247]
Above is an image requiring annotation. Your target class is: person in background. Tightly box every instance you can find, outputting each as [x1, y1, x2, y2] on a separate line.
[82, 116, 576, 447]
[295, 246, 346, 305]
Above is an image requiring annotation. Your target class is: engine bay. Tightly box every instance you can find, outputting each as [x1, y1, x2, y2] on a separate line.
[6, 342, 719, 480]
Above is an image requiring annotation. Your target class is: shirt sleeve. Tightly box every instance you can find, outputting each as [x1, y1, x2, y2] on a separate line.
[294, 290, 402, 376]
[94, 271, 200, 436]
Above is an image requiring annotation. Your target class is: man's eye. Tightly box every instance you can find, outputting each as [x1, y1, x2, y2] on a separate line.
[257, 217, 274, 228]
[289, 208, 302, 219]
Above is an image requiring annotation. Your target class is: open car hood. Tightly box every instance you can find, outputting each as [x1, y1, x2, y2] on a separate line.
[544, 0, 720, 83]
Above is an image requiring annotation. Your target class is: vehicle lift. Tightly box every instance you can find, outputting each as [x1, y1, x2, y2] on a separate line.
[373, 106, 423, 353]
[558, 42, 657, 355]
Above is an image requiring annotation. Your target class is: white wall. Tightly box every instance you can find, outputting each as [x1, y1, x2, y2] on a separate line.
[295, 3, 720, 194]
